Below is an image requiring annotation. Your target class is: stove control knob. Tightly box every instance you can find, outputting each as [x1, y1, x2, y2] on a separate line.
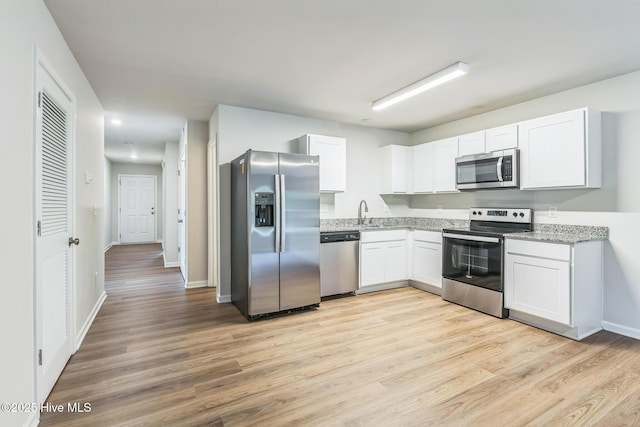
[478, 211, 482, 215]
[512, 212, 518, 217]
[472, 211, 477, 216]
[519, 212, 525, 217]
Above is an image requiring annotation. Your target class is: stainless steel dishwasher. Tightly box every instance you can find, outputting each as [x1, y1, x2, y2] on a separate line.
[320, 230, 360, 298]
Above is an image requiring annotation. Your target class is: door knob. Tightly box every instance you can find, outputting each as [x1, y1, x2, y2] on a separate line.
[68, 237, 80, 247]
[178, 219, 184, 223]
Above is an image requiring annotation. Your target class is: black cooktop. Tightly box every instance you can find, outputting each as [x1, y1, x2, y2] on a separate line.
[443, 207, 533, 238]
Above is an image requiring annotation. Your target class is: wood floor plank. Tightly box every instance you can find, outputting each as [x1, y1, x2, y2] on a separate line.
[40, 243, 640, 426]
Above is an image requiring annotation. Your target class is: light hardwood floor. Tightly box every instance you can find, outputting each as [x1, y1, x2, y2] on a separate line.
[41, 243, 640, 426]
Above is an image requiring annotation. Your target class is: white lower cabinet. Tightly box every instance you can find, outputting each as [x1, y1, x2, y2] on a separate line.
[359, 230, 407, 292]
[504, 238, 603, 340]
[411, 230, 442, 293]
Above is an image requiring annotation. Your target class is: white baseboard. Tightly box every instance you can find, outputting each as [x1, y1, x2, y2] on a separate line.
[24, 411, 39, 427]
[603, 321, 640, 340]
[162, 252, 180, 268]
[111, 241, 119, 247]
[104, 243, 112, 253]
[186, 280, 208, 289]
[75, 291, 107, 351]
[217, 294, 231, 303]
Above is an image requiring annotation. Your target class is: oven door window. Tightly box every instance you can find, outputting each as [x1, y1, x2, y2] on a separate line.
[442, 236, 503, 292]
[457, 158, 499, 184]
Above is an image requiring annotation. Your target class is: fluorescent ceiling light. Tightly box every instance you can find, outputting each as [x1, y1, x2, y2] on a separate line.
[130, 153, 137, 159]
[371, 62, 469, 111]
[111, 118, 123, 126]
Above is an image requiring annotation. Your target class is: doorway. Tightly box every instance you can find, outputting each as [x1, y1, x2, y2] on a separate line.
[118, 174, 157, 244]
[34, 53, 76, 403]
[178, 153, 186, 279]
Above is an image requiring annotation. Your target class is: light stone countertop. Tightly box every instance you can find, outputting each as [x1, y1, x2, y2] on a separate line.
[321, 217, 609, 244]
[506, 224, 608, 244]
[320, 217, 468, 233]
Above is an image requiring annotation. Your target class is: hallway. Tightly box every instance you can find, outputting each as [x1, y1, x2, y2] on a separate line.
[40, 244, 227, 426]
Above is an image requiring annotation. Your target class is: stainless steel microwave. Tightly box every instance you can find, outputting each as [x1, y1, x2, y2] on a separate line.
[455, 148, 519, 190]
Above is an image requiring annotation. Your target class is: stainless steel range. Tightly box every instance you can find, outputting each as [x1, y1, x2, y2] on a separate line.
[441, 207, 533, 318]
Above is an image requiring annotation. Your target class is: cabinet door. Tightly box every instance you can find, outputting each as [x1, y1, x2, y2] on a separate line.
[519, 109, 586, 189]
[304, 135, 346, 192]
[458, 131, 486, 156]
[486, 124, 518, 152]
[504, 253, 571, 325]
[433, 137, 459, 193]
[412, 143, 434, 193]
[360, 243, 386, 287]
[379, 145, 408, 194]
[412, 241, 442, 287]
[384, 241, 407, 282]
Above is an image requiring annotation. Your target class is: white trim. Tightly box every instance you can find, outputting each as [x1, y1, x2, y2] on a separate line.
[603, 321, 640, 340]
[217, 294, 231, 303]
[186, 280, 208, 289]
[23, 411, 39, 427]
[163, 250, 179, 268]
[117, 174, 157, 244]
[104, 243, 112, 253]
[75, 291, 107, 351]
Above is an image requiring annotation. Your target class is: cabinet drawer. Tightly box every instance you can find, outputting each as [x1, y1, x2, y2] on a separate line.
[361, 229, 407, 243]
[413, 230, 442, 244]
[506, 239, 570, 261]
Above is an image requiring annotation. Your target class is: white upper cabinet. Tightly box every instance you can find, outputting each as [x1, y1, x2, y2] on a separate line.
[518, 108, 601, 189]
[411, 143, 434, 193]
[298, 134, 346, 192]
[433, 137, 459, 193]
[485, 124, 519, 152]
[458, 131, 486, 156]
[379, 145, 409, 194]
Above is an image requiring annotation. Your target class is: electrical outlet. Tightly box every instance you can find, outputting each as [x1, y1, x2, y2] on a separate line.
[437, 205, 443, 214]
[548, 207, 557, 218]
[320, 204, 328, 213]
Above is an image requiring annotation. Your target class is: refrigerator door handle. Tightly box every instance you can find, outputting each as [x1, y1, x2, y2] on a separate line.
[280, 174, 286, 252]
[274, 174, 281, 253]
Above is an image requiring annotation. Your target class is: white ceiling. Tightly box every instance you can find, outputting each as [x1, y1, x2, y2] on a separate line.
[44, 0, 640, 165]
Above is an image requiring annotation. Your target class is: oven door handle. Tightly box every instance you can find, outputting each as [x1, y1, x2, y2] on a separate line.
[443, 232, 501, 244]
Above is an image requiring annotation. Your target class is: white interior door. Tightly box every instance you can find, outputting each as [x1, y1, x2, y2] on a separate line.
[178, 154, 186, 279]
[35, 57, 75, 403]
[119, 175, 156, 243]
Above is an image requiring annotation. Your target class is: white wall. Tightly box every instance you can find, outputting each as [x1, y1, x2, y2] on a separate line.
[215, 104, 410, 300]
[162, 142, 179, 266]
[109, 163, 163, 244]
[104, 157, 112, 250]
[410, 70, 640, 338]
[0, 1, 105, 425]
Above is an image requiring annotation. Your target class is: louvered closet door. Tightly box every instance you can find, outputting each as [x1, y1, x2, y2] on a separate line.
[35, 62, 74, 403]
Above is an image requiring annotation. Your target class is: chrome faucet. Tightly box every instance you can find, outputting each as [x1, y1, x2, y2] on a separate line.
[358, 200, 369, 225]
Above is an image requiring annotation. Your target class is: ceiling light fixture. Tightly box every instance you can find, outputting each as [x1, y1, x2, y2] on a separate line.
[371, 61, 469, 111]
[130, 153, 137, 159]
[111, 118, 123, 126]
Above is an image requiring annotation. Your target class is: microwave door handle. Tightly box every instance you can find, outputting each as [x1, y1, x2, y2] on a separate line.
[497, 157, 504, 182]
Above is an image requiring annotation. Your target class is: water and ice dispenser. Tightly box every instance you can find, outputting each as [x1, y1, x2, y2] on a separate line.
[254, 193, 274, 227]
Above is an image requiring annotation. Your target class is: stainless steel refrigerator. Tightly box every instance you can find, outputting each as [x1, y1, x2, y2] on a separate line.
[230, 150, 320, 320]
